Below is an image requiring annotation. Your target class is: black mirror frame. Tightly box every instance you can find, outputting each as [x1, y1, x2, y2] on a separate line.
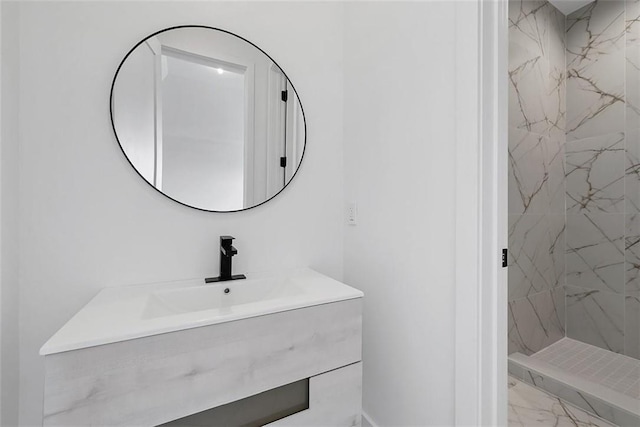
[109, 25, 307, 213]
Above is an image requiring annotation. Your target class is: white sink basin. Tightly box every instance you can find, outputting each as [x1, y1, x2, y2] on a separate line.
[142, 277, 305, 319]
[40, 268, 363, 355]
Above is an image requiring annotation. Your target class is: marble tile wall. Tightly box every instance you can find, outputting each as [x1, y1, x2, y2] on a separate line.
[563, 0, 639, 358]
[508, 0, 567, 355]
[566, 2, 625, 142]
[508, 0, 640, 359]
[510, 0, 640, 359]
[626, 0, 640, 360]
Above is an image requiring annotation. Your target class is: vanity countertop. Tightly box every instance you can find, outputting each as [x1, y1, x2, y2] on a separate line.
[40, 268, 363, 355]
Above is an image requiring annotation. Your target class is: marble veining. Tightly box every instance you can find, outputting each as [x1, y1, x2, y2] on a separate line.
[628, 1, 640, 131]
[508, 376, 616, 426]
[510, 50, 551, 135]
[625, 129, 640, 213]
[509, 214, 565, 299]
[509, 0, 640, 361]
[627, 0, 640, 46]
[522, 368, 637, 424]
[565, 286, 625, 353]
[508, 0, 567, 358]
[549, 4, 568, 140]
[566, 213, 624, 293]
[626, 291, 640, 358]
[509, 129, 551, 214]
[566, 133, 625, 213]
[566, 1, 625, 141]
[626, 43, 640, 132]
[625, 213, 640, 292]
[625, 3, 640, 362]
[510, 341, 640, 426]
[510, 0, 569, 137]
[508, 129, 565, 216]
[509, 0, 549, 134]
[509, 287, 565, 355]
[510, 0, 548, 58]
[559, 0, 640, 359]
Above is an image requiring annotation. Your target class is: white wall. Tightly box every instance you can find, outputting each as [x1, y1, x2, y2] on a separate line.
[15, 2, 344, 425]
[111, 42, 156, 184]
[1, 1, 21, 425]
[8, 1, 470, 425]
[343, 2, 457, 425]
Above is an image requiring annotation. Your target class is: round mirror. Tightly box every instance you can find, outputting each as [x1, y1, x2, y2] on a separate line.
[110, 26, 306, 212]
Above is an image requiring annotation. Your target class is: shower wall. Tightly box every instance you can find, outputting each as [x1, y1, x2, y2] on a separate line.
[564, 0, 639, 358]
[509, 0, 640, 359]
[508, 0, 567, 356]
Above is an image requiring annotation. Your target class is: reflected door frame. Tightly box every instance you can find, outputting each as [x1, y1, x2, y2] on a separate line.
[148, 39, 256, 208]
[266, 65, 303, 195]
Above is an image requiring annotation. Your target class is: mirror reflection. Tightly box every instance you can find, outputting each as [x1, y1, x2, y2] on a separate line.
[110, 26, 306, 212]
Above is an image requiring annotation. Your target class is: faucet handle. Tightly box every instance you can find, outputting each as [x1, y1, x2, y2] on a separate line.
[222, 246, 238, 257]
[220, 235, 235, 248]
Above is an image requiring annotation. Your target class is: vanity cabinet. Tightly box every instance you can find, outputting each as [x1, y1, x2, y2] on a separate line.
[42, 297, 362, 426]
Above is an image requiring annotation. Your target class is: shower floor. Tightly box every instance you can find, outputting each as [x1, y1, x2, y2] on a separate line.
[509, 338, 640, 426]
[532, 339, 640, 400]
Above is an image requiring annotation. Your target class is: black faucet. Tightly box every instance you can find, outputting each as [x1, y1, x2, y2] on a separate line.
[205, 236, 246, 283]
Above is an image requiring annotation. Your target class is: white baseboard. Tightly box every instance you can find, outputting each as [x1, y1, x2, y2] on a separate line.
[362, 410, 379, 427]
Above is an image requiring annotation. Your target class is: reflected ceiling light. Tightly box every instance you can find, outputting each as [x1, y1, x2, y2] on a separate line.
[217, 68, 224, 75]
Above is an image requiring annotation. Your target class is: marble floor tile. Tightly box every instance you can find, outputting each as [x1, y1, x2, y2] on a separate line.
[508, 377, 616, 427]
[566, 286, 625, 353]
[566, 133, 625, 214]
[566, 213, 624, 293]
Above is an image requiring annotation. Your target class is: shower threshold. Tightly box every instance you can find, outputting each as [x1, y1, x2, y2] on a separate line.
[508, 338, 640, 427]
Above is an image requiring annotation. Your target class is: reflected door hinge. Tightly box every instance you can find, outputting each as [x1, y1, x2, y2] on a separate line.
[502, 248, 508, 268]
[280, 157, 287, 168]
[281, 90, 288, 102]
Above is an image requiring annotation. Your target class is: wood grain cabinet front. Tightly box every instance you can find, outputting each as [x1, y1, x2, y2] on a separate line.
[42, 298, 363, 426]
